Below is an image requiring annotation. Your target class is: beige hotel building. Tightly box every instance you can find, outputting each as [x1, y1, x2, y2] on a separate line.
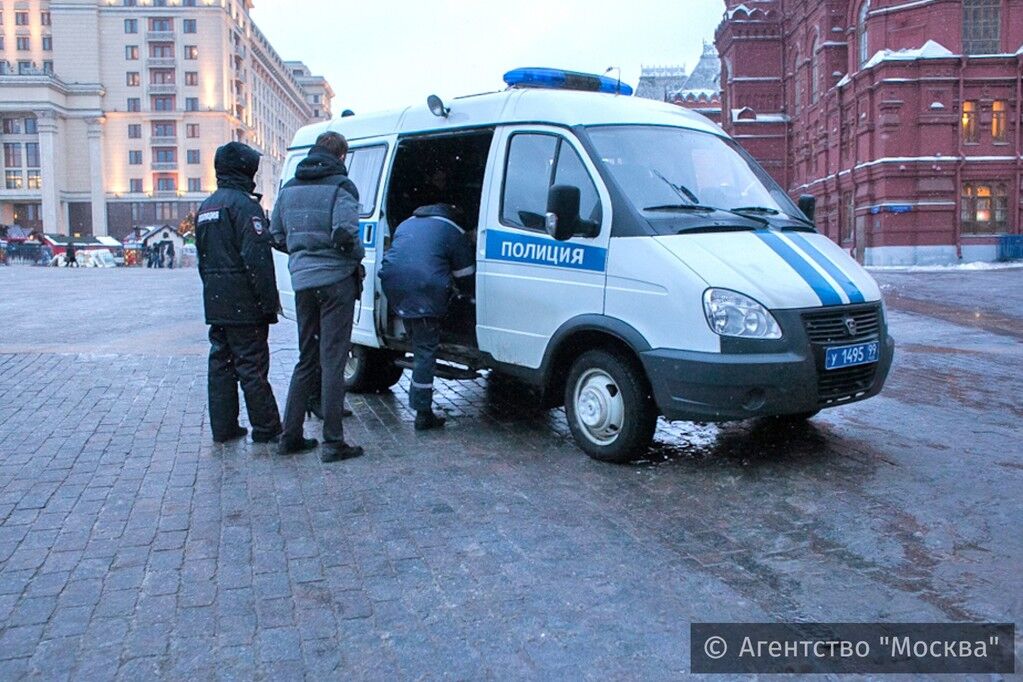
[0, 0, 332, 238]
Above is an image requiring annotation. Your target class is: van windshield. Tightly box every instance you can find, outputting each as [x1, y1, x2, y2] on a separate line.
[586, 125, 805, 226]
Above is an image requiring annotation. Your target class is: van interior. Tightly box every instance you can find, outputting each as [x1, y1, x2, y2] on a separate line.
[381, 129, 494, 358]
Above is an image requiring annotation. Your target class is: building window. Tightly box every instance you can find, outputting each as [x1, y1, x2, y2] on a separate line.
[811, 39, 822, 103]
[24, 117, 37, 134]
[152, 121, 176, 137]
[185, 71, 198, 86]
[992, 100, 1008, 142]
[26, 170, 40, 189]
[183, 19, 197, 33]
[25, 143, 39, 167]
[4, 143, 22, 167]
[150, 68, 175, 84]
[129, 150, 143, 165]
[961, 100, 978, 143]
[151, 96, 175, 111]
[16, 37, 30, 51]
[858, 1, 870, 68]
[961, 182, 1008, 233]
[126, 71, 140, 86]
[126, 45, 139, 60]
[790, 49, 802, 113]
[149, 17, 173, 31]
[3, 119, 22, 135]
[963, 0, 1001, 55]
[183, 0, 197, 5]
[128, 124, 142, 139]
[40, 11, 50, 26]
[185, 97, 199, 112]
[184, 45, 198, 60]
[42, 61, 52, 74]
[42, 36, 52, 51]
[149, 43, 173, 58]
[18, 61, 32, 75]
[127, 98, 141, 112]
[154, 148, 176, 163]
[188, 178, 202, 192]
[186, 149, 200, 164]
[130, 178, 143, 193]
[123, 0, 137, 6]
[15, 11, 28, 26]
[5, 171, 23, 190]
[155, 175, 177, 192]
[125, 18, 138, 33]
[186, 123, 200, 138]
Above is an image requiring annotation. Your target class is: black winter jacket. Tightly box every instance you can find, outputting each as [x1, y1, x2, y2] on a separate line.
[196, 142, 279, 326]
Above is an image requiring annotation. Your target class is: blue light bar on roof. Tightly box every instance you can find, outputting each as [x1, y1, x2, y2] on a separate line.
[503, 67, 634, 96]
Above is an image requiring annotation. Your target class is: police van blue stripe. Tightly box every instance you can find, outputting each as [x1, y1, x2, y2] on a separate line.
[785, 232, 865, 304]
[755, 231, 843, 306]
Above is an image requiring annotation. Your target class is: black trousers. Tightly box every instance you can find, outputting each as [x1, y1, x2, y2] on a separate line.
[208, 324, 282, 440]
[404, 316, 440, 412]
[282, 276, 356, 447]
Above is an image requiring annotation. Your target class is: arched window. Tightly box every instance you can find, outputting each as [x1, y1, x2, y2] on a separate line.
[963, 0, 1001, 55]
[858, 1, 871, 68]
[811, 36, 821, 103]
[791, 47, 802, 113]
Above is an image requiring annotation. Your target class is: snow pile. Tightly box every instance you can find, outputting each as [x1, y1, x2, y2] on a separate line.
[867, 261, 1023, 273]
[862, 40, 955, 69]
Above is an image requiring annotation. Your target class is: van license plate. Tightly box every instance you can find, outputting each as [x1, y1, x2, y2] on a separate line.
[825, 341, 879, 370]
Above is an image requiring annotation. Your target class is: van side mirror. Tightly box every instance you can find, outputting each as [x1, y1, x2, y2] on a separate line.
[545, 185, 581, 241]
[798, 194, 816, 224]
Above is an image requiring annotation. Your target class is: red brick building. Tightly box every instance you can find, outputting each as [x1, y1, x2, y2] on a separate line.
[716, 0, 1023, 264]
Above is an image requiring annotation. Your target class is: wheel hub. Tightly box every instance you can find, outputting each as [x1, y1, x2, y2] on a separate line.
[573, 369, 625, 446]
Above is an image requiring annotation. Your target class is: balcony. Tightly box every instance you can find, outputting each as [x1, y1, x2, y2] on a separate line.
[150, 135, 177, 145]
[147, 57, 175, 68]
[234, 44, 246, 59]
[151, 161, 178, 171]
[146, 31, 175, 41]
[148, 84, 176, 95]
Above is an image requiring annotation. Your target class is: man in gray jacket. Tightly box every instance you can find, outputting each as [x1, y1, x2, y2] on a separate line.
[270, 131, 364, 462]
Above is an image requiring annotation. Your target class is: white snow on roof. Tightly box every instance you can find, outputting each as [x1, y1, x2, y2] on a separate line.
[726, 3, 754, 19]
[862, 40, 955, 69]
[836, 74, 852, 88]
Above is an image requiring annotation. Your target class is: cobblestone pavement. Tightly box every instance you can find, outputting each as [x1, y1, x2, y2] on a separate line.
[0, 265, 1020, 679]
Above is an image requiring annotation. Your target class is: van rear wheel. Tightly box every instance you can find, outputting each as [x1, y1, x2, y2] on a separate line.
[345, 345, 404, 393]
[564, 349, 657, 463]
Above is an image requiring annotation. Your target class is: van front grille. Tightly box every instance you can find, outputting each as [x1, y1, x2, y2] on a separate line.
[817, 364, 877, 405]
[802, 305, 881, 344]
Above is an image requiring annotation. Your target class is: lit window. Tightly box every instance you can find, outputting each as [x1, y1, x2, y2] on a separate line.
[126, 72, 140, 86]
[961, 182, 1008, 234]
[961, 100, 978, 143]
[26, 170, 40, 189]
[5, 171, 23, 190]
[992, 100, 1007, 142]
[963, 0, 1000, 55]
[126, 45, 139, 60]
[184, 45, 198, 60]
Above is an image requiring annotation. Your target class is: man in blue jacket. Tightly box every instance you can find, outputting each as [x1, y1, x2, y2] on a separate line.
[270, 132, 365, 462]
[196, 141, 282, 444]
[379, 203, 475, 430]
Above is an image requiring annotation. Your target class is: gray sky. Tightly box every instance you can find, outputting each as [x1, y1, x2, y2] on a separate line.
[250, 0, 726, 114]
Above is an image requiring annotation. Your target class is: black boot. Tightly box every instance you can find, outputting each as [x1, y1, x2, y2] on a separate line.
[213, 426, 247, 443]
[414, 410, 446, 431]
[320, 443, 364, 463]
[278, 437, 318, 456]
[306, 398, 353, 420]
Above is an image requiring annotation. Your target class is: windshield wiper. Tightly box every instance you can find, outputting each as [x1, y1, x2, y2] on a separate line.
[732, 205, 817, 229]
[731, 206, 779, 214]
[651, 170, 700, 205]
[643, 203, 769, 226]
[676, 224, 758, 234]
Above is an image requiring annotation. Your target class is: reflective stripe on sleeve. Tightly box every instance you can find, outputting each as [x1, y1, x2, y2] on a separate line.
[452, 265, 476, 278]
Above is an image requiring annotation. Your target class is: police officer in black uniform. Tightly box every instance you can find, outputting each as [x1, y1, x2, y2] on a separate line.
[379, 203, 475, 430]
[196, 141, 283, 444]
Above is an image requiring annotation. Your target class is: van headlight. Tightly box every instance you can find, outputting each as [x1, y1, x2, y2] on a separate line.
[703, 288, 782, 339]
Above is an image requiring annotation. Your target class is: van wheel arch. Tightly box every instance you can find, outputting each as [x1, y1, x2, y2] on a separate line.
[540, 318, 652, 409]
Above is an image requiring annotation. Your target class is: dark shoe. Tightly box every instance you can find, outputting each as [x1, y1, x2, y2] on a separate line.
[320, 443, 364, 462]
[414, 411, 447, 431]
[251, 428, 282, 444]
[278, 437, 318, 456]
[306, 399, 353, 420]
[213, 426, 247, 443]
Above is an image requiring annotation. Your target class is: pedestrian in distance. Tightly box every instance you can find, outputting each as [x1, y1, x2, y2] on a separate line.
[379, 203, 475, 430]
[196, 141, 283, 445]
[65, 238, 78, 268]
[270, 131, 365, 462]
[166, 241, 175, 270]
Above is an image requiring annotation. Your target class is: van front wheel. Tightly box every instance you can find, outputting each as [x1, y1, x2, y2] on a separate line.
[564, 350, 657, 463]
[345, 345, 404, 393]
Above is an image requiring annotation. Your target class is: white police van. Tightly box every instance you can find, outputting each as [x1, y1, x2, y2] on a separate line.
[273, 68, 894, 462]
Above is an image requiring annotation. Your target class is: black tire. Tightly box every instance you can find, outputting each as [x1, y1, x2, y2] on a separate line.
[564, 349, 657, 463]
[345, 345, 404, 393]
